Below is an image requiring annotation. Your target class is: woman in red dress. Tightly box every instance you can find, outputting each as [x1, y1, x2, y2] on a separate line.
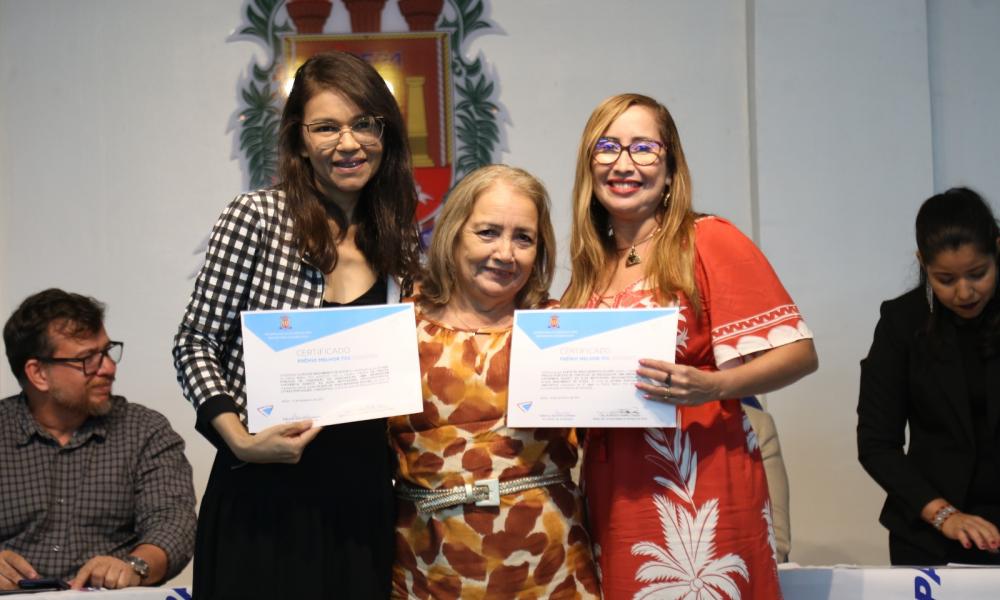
[562, 93, 818, 599]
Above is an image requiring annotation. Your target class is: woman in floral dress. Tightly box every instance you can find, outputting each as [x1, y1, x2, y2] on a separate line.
[562, 93, 818, 599]
[390, 165, 600, 599]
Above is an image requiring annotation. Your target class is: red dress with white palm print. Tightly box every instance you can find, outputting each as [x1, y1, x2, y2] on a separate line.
[583, 216, 812, 600]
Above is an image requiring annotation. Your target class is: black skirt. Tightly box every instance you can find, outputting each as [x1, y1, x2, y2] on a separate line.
[193, 419, 396, 599]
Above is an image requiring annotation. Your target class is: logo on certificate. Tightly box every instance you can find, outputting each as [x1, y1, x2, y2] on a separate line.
[258, 405, 274, 417]
[279, 315, 292, 330]
[517, 401, 533, 413]
[548, 315, 560, 329]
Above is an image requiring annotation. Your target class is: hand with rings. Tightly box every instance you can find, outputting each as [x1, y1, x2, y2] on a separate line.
[635, 359, 723, 407]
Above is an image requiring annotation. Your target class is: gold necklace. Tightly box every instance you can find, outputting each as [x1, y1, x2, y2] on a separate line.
[617, 227, 660, 267]
[447, 308, 512, 334]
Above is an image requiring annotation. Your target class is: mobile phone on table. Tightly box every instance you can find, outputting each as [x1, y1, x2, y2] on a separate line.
[18, 576, 70, 590]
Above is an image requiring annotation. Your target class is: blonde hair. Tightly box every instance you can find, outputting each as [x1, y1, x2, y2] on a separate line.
[419, 164, 556, 310]
[562, 93, 699, 312]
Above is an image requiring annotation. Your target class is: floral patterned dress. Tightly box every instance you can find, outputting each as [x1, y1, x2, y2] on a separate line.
[389, 312, 601, 599]
[584, 216, 812, 599]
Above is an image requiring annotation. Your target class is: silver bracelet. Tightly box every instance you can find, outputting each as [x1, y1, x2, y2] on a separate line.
[932, 504, 958, 530]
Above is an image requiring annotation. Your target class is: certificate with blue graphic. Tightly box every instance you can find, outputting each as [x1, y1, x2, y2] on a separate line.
[241, 304, 422, 433]
[507, 307, 678, 428]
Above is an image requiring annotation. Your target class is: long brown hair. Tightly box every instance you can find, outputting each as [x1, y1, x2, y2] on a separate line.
[277, 51, 421, 284]
[562, 93, 699, 311]
[419, 164, 556, 311]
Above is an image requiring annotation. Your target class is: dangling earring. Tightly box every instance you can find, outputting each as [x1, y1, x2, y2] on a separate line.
[925, 279, 934, 313]
[663, 189, 671, 208]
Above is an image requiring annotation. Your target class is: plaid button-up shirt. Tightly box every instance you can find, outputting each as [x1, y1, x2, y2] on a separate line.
[0, 394, 196, 580]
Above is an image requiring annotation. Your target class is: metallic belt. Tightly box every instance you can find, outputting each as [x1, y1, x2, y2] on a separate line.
[397, 472, 570, 514]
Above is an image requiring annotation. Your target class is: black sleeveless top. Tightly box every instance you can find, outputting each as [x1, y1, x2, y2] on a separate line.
[194, 278, 395, 599]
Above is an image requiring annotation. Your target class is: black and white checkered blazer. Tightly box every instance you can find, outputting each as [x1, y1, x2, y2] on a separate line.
[172, 190, 399, 425]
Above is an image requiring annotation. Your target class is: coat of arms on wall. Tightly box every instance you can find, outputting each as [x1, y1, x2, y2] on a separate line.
[231, 0, 501, 241]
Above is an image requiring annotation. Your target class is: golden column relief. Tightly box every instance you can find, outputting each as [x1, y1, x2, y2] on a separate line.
[405, 76, 434, 168]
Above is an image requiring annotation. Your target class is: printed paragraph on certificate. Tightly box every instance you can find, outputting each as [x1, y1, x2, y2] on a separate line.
[241, 304, 422, 432]
[508, 308, 677, 428]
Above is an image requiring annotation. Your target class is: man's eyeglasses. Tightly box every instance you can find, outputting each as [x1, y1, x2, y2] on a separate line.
[302, 116, 384, 147]
[592, 138, 665, 166]
[37, 341, 124, 376]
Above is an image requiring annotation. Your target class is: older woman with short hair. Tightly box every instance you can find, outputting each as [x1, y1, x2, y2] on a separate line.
[390, 164, 599, 599]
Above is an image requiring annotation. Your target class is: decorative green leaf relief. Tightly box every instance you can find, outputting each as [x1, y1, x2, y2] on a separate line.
[442, 0, 502, 179]
[234, 0, 289, 189]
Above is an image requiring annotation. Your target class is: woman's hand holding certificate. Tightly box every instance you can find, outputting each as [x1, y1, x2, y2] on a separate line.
[240, 304, 422, 433]
[212, 413, 321, 464]
[508, 307, 678, 427]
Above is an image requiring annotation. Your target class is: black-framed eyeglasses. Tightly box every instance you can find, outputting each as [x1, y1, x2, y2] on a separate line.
[37, 341, 124, 376]
[302, 115, 384, 147]
[592, 138, 665, 166]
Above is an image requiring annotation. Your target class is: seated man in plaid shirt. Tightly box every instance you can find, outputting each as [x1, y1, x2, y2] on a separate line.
[0, 289, 195, 590]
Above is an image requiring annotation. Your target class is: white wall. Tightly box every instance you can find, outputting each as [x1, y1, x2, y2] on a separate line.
[752, 0, 935, 565]
[473, 1, 753, 293]
[2, 0, 1000, 585]
[928, 0, 1000, 203]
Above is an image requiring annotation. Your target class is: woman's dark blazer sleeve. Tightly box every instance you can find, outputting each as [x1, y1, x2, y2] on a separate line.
[857, 290, 943, 523]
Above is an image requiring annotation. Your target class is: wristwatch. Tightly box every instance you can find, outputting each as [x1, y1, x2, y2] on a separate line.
[123, 555, 149, 579]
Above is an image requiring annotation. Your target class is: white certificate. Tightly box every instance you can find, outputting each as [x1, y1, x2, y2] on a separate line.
[507, 307, 678, 428]
[241, 303, 422, 433]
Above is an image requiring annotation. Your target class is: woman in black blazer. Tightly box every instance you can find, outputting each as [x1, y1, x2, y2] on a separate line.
[859, 187, 1000, 565]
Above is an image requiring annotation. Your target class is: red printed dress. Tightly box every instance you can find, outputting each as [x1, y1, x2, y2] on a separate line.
[389, 312, 600, 599]
[584, 216, 812, 600]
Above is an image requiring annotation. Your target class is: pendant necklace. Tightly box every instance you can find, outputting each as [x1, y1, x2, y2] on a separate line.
[618, 227, 660, 267]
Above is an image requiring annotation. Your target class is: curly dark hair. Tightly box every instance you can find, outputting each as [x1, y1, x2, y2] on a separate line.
[3, 288, 105, 384]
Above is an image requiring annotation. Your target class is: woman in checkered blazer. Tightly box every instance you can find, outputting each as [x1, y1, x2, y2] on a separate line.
[173, 51, 423, 599]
